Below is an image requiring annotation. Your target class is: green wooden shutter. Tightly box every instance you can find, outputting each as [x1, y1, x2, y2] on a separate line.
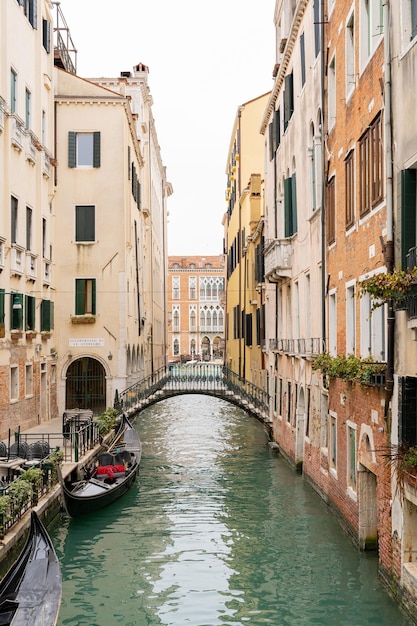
[0, 290, 4, 338]
[93, 132, 101, 167]
[75, 279, 86, 315]
[68, 131, 76, 167]
[91, 279, 96, 314]
[11, 293, 23, 330]
[401, 169, 417, 269]
[275, 108, 281, 149]
[284, 177, 292, 237]
[50, 301, 54, 329]
[291, 173, 298, 234]
[76, 206, 95, 241]
[25, 295, 36, 331]
[137, 181, 141, 210]
[41, 300, 50, 331]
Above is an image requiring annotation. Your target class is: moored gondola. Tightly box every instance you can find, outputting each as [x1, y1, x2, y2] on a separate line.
[59, 414, 141, 518]
[0, 511, 62, 626]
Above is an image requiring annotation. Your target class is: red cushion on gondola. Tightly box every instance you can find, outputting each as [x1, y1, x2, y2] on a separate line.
[97, 465, 114, 478]
[113, 464, 125, 473]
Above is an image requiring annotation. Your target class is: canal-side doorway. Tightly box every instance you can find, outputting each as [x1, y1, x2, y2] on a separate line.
[65, 357, 106, 415]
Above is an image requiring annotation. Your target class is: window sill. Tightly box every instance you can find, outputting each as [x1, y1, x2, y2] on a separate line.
[71, 315, 96, 324]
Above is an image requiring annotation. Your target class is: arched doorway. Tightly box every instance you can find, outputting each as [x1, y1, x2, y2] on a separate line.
[65, 357, 106, 415]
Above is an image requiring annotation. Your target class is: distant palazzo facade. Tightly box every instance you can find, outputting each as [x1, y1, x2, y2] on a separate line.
[167, 256, 226, 362]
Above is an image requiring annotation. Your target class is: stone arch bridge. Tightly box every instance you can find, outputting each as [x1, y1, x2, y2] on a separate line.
[118, 364, 271, 433]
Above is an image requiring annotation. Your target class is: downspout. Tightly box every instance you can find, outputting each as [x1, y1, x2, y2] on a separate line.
[320, 0, 326, 350]
[383, 0, 394, 421]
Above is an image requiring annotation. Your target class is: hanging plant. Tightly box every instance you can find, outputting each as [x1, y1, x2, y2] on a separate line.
[358, 267, 417, 311]
[380, 444, 417, 499]
[312, 352, 385, 385]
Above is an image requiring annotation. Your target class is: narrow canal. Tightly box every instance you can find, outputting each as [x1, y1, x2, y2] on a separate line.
[50, 395, 411, 625]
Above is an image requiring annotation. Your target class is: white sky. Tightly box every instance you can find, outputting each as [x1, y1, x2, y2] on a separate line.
[59, 0, 276, 255]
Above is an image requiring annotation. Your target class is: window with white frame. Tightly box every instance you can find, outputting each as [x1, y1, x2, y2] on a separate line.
[359, 0, 383, 70]
[402, 0, 417, 44]
[360, 289, 386, 361]
[346, 282, 356, 354]
[25, 363, 33, 397]
[189, 277, 196, 300]
[172, 276, 180, 300]
[10, 366, 19, 401]
[346, 11, 355, 99]
[25, 88, 31, 129]
[10, 68, 17, 113]
[173, 338, 179, 356]
[68, 132, 101, 168]
[330, 412, 337, 471]
[347, 422, 357, 490]
[189, 306, 196, 331]
[329, 290, 337, 356]
[172, 305, 180, 332]
[328, 55, 336, 130]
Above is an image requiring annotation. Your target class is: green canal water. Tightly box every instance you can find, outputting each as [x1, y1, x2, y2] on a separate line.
[50, 395, 411, 625]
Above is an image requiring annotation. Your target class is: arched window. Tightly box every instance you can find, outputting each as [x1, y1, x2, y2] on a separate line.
[212, 310, 218, 330]
[190, 309, 196, 331]
[173, 338, 179, 356]
[200, 309, 205, 330]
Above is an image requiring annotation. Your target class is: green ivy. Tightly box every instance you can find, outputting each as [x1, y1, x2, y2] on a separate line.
[358, 267, 417, 311]
[95, 407, 118, 436]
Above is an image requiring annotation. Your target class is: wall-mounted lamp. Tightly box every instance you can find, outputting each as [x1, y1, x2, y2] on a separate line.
[108, 352, 113, 360]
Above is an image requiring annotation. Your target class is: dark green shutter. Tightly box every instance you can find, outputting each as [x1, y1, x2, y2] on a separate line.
[50, 301, 54, 329]
[11, 293, 23, 330]
[284, 177, 292, 237]
[275, 108, 281, 149]
[42, 19, 50, 52]
[137, 181, 141, 210]
[128, 146, 131, 179]
[398, 376, 417, 447]
[401, 169, 417, 269]
[25, 295, 35, 331]
[91, 279, 96, 314]
[41, 300, 50, 331]
[291, 173, 298, 234]
[75, 279, 86, 315]
[29, 0, 37, 28]
[76, 206, 95, 241]
[0, 290, 4, 338]
[93, 132, 101, 167]
[68, 132, 76, 168]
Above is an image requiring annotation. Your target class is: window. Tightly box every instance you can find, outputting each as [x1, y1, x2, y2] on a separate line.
[359, 114, 383, 216]
[346, 282, 356, 354]
[11, 196, 18, 244]
[172, 276, 180, 300]
[26, 207, 32, 250]
[173, 338, 179, 356]
[287, 381, 292, 422]
[399, 376, 417, 446]
[0, 290, 4, 338]
[10, 366, 19, 402]
[40, 299, 54, 331]
[25, 88, 31, 129]
[68, 132, 101, 168]
[284, 174, 297, 237]
[283, 72, 294, 130]
[300, 33, 306, 87]
[25, 364, 33, 397]
[330, 413, 337, 470]
[42, 18, 51, 52]
[189, 277, 196, 299]
[10, 293, 23, 330]
[320, 393, 329, 449]
[347, 424, 357, 490]
[360, 289, 386, 360]
[41, 110, 46, 145]
[328, 55, 336, 130]
[25, 295, 35, 331]
[346, 12, 355, 99]
[326, 176, 336, 245]
[412, 0, 417, 39]
[360, 0, 383, 69]
[401, 169, 417, 269]
[75, 279, 96, 315]
[190, 307, 196, 331]
[329, 290, 337, 356]
[10, 69, 17, 113]
[345, 151, 355, 228]
[75, 205, 95, 242]
[172, 308, 180, 333]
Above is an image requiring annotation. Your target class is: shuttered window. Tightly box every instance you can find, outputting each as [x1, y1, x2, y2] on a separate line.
[41, 299, 54, 331]
[75, 279, 96, 315]
[75, 205, 95, 242]
[398, 376, 417, 447]
[68, 132, 101, 168]
[284, 174, 297, 237]
[0, 290, 4, 338]
[11, 293, 23, 330]
[401, 169, 417, 269]
[25, 295, 36, 331]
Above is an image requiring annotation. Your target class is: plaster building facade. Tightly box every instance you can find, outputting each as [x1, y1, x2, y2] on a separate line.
[224, 93, 269, 386]
[53, 63, 170, 415]
[0, 0, 58, 438]
[167, 256, 225, 363]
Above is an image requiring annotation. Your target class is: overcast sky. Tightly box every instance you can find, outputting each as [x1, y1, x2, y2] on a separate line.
[59, 0, 276, 256]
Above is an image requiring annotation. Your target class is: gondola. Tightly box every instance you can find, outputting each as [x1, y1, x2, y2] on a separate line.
[60, 414, 141, 518]
[0, 511, 62, 626]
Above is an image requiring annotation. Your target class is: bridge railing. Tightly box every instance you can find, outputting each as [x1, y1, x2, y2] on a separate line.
[117, 364, 270, 418]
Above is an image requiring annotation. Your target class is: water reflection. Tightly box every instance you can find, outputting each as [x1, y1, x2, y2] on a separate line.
[51, 395, 410, 625]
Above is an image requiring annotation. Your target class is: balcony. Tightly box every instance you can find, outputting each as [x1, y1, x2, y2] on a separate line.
[264, 239, 293, 281]
[53, 3, 77, 74]
[25, 134, 37, 165]
[11, 245, 24, 276]
[10, 116, 24, 151]
[43, 153, 51, 178]
[0, 238, 5, 271]
[269, 337, 323, 357]
[26, 252, 37, 281]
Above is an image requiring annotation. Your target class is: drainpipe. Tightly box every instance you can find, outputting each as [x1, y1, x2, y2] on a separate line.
[383, 0, 394, 417]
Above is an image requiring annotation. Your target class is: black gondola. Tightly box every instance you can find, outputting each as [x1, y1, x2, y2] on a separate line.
[60, 414, 141, 518]
[0, 511, 62, 626]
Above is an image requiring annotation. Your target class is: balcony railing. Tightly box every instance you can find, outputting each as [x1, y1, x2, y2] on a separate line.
[264, 239, 293, 281]
[269, 337, 323, 357]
